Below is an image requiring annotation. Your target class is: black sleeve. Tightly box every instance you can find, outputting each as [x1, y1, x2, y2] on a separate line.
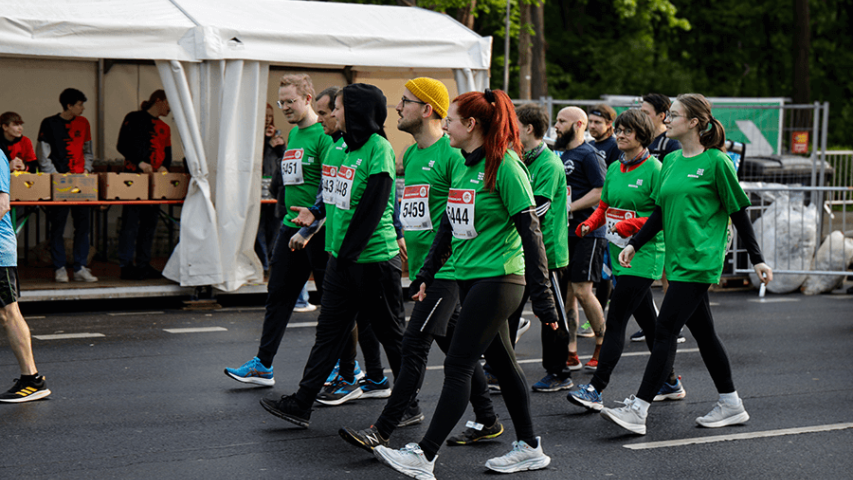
[163, 146, 172, 169]
[116, 113, 145, 167]
[337, 172, 393, 263]
[411, 211, 454, 292]
[730, 207, 765, 265]
[628, 206, 663, 252]
[533, 195, 551, 221]
[512, 207, 559, 324]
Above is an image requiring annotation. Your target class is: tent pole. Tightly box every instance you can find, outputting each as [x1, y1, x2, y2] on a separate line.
[97, 59, 105, 161]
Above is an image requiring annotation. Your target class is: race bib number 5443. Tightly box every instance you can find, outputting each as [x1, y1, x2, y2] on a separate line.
[447, 188, 477, 239]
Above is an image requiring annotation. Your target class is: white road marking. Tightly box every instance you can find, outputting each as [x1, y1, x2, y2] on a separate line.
[748, 298, 801, 303]
[34, 333, 105, 340]
[108, 311, 164, 316]
[163, 327, 228, 333]
[28, 316, 46, 319]
[624, 422, 853, 450]
[290, 322, 318, 328]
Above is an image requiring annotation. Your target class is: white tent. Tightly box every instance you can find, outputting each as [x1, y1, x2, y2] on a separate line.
[0, 0, 492, 291]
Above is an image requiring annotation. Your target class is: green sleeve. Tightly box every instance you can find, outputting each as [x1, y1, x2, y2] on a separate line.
[498, 154, 535, 217]
[713, 150, 750, 214]
[532, 158, 561, 201]
[368, 135, 395, 176]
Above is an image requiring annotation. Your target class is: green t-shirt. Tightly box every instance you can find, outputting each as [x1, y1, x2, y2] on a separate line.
[601, 157, 665, 279]
[447, 150, 534, 280]
[282, 123, 333, 228]
[526, 147, 569, 269]
[400, 136, 459, 280]
[331, 133, 399, 263]
[322, 136, 347, 253]
[652, 148, 750, 283]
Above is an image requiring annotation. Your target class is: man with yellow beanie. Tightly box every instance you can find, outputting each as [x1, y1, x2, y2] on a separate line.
[339, 78, 505, 453]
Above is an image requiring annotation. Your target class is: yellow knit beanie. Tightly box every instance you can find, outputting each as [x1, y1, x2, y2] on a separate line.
[404, 77, 449, 119]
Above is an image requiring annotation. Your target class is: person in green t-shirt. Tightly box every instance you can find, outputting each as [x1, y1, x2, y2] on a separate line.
[340, 77, 503, 453]
[601, 94, 773, 436]
[374, 89, 558, 478]
[569, 108, 683, 412]
[260, 83, 406, 429]
[224, 73, 332, 388]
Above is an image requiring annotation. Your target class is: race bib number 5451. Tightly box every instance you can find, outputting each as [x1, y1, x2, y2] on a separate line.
[447, 188, 477, 239]
[281, 148, 305, 185]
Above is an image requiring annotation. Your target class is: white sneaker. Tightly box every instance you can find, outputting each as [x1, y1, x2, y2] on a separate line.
[485, 436, 551, 473]
[293, 304, 317, 313]
[55, 268, 69, 283]
[374, 443, 436, 480]
[73, 266, 98, 282]
[696, 399, 749, 428]
[600, 395, 647, 435]
[516, 317, 531, 340]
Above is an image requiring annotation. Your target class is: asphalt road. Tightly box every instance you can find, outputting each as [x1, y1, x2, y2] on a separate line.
[1, 288, 851, 479]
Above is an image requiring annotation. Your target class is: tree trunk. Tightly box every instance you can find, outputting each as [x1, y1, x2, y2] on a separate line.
[457, 0, 477, 30]
[519, 2, 532, 99]
[531, 1, 547, 98]
[792, 0, 810, 104]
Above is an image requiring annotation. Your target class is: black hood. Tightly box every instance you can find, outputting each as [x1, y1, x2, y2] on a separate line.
[342, 83, 387, 152]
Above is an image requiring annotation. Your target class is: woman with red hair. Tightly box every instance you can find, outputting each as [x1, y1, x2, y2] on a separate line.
[374, 89, 558, 478]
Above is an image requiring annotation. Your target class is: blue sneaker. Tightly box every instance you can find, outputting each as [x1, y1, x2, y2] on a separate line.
[325, 360, 365, 386]
[531, 373, 573, 392]
[316, 375, 363, 406]
[224, 357, 274, 386]
[360, 377, 392, 399]
[654, 376, 686, 401]
[567, 383, 603, 411]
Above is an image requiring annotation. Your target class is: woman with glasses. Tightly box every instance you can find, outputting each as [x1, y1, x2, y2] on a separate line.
[373, 89, 558, 478]
[598, 94, 772, 435]
[568, 108, 686, 412]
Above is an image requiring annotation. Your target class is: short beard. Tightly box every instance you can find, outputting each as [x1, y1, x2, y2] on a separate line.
[592, 127, 612, 142]
[397, 117, 422, 135]
[554, 125, 575, 150]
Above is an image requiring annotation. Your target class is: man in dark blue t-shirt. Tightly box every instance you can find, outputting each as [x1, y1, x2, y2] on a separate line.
[641, 93, 682, 163]
[554, 106, 606, 371]
[588, 103, 620, 168]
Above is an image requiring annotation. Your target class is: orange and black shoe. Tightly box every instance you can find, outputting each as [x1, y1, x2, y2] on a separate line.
[0, 375, 52, 403]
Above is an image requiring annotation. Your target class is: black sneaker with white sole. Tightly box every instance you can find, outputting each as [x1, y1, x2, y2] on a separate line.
[260, 394, 312, 428]
[446, 418, 504, 445]
[0, 375, 51, 403]
[339, 425, 389, 452]
[397, 405, 425, 427]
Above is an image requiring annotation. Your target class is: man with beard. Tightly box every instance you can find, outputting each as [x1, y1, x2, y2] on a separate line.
[588, 104, 620, 167]
[553, 107, 607, 371]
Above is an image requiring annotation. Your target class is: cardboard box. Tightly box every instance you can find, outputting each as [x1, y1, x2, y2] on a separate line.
[10, 172, 52, 201]
[52, 174, 98, 201]
[150, 172, 189, 200]
[100, 172, 149, 200]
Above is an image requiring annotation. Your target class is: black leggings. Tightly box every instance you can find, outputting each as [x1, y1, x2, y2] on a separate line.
[420, 277, 534, 459]
[636, 281, 735, 403]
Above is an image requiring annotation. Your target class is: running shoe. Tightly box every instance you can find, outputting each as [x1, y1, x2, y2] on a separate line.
[339, 425, 389, 452]
[567, 383, 603, 412]
[325, 360, 365, 386]
[73, 266, 98, 282]
[677, 328, 687, 344]
[566, 352, 583, 371]
[600, 395, 647, 435]
[55, 267, 69, 283]
[516, 317, 531, 340]
[360, 376, 392, 399]
[654, 376, 687, 401]
[374, 443, 436, 480]
[485, 436, 551, 473]
[446, 418, 504, 445]
[696, 399, 749, 428]
[578, 321, 594, 337]
[630, 330, 645, 342]
[584, 357, 599, 371]
[531, 373, 573, 392]
[397, 405, 425, 427]
[316, 376, 363, 406]
[224, 357, 274, 386]
[0, 376, 51, 403]
[260, 394, 312, 428]
[293, 303, 317, 313]
[485, 370, 501, 393]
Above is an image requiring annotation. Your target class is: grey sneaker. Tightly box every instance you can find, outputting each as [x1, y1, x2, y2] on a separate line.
[516, 317, 531, 340]
[55, 268, 69, 283]
[374, 443, 436, 480]
[696, 399, 749, 428]
[578, 321, 594, 338]
[485, 436, 551, 473]
[73, 266, 98, 282]
[600, 395, 647, 435]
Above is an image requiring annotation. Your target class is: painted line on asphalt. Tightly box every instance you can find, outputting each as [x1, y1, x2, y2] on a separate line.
[748, 298, 801, 303]
[33, 333, 105, 340]
[623, 422, 853, 450]
[108, 311, 165, 316]
[163, 327, 228, 334]
[28, 316, 46, 319]
[290, 322, 318, 328]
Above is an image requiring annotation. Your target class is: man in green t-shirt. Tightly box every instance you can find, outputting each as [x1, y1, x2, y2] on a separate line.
[224, 74, 332, 387]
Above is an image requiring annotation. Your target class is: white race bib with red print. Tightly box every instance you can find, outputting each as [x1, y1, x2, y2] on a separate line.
[566, 185, 573, 220]
[446, 188, 477, 239]
[400, 184, 432, 231]
[322, 164, 338, 205]
[281, 148, 305, 185]
[605, 207, 636, 248]
[335, 165, 356, 210]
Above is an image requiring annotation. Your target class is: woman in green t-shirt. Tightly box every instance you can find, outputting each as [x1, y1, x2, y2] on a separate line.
[600, 94, 773, 435]
[569, 109, 683, 412]
[374, 90, 559, 478]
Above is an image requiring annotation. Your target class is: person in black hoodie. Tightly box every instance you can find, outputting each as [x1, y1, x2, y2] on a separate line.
[256, 103, 285, 272]
[260, 83, 405, 427]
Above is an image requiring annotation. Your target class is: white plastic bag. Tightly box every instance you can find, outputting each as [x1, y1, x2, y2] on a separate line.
[801, 231, 853, 295]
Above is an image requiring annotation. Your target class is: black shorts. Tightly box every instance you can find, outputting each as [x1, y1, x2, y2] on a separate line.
[568, 236, 605, 284]
[0, 266, 20, 307]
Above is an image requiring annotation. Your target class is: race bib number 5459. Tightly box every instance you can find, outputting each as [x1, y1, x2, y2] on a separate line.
[447, 188, 477, 239]
[400, 184, 432, 231]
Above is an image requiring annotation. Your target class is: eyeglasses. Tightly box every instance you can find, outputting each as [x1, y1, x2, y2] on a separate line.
[401, 97, 428, 107]
[664, 111, 686, 122]
[614, 127, 634, 136]
[277, 98, 302, 109]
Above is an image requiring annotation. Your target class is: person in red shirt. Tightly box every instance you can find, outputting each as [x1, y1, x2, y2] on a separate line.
[37, 88, 98, 283]
[0, 112, 38, 173]
[116, 90, 172, 280]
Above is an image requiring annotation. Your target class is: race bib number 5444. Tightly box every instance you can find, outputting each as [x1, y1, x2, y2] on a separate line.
[447, 188, 477, 239]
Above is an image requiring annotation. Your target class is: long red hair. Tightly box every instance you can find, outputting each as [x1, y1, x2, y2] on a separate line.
[452, 89, 521, 192]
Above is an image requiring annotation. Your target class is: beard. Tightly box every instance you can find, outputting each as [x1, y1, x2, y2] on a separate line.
[554, 125, 576, 150]
[397, 116, 421, 135]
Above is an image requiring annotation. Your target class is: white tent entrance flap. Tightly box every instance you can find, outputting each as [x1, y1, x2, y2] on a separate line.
[158, 59, 267, 290]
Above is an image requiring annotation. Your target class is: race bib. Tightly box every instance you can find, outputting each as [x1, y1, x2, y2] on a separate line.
[605, 207, 636, 248]
[400, 184, 432, 231]
[446, 188, 477, 239]
[566, 185, 573, 220]
[281, 148, 305, 185]
[322, 164, 337, 205]
[336, 165, 356, 210]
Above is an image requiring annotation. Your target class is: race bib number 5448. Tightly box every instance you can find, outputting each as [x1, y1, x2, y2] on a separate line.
[447, 188, 477, 239]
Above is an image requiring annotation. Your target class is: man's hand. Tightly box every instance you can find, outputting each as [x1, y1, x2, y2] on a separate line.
[138, 162, 153, 173]
[411, 282, 427, 302]
[289, 232, 309, 251]
[289, 206, 316, 227]
[9, 158, 25, 171]
[753, 262, 773, 284]
[618, 245, 635, 268]
[397, 237, 408, 262]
